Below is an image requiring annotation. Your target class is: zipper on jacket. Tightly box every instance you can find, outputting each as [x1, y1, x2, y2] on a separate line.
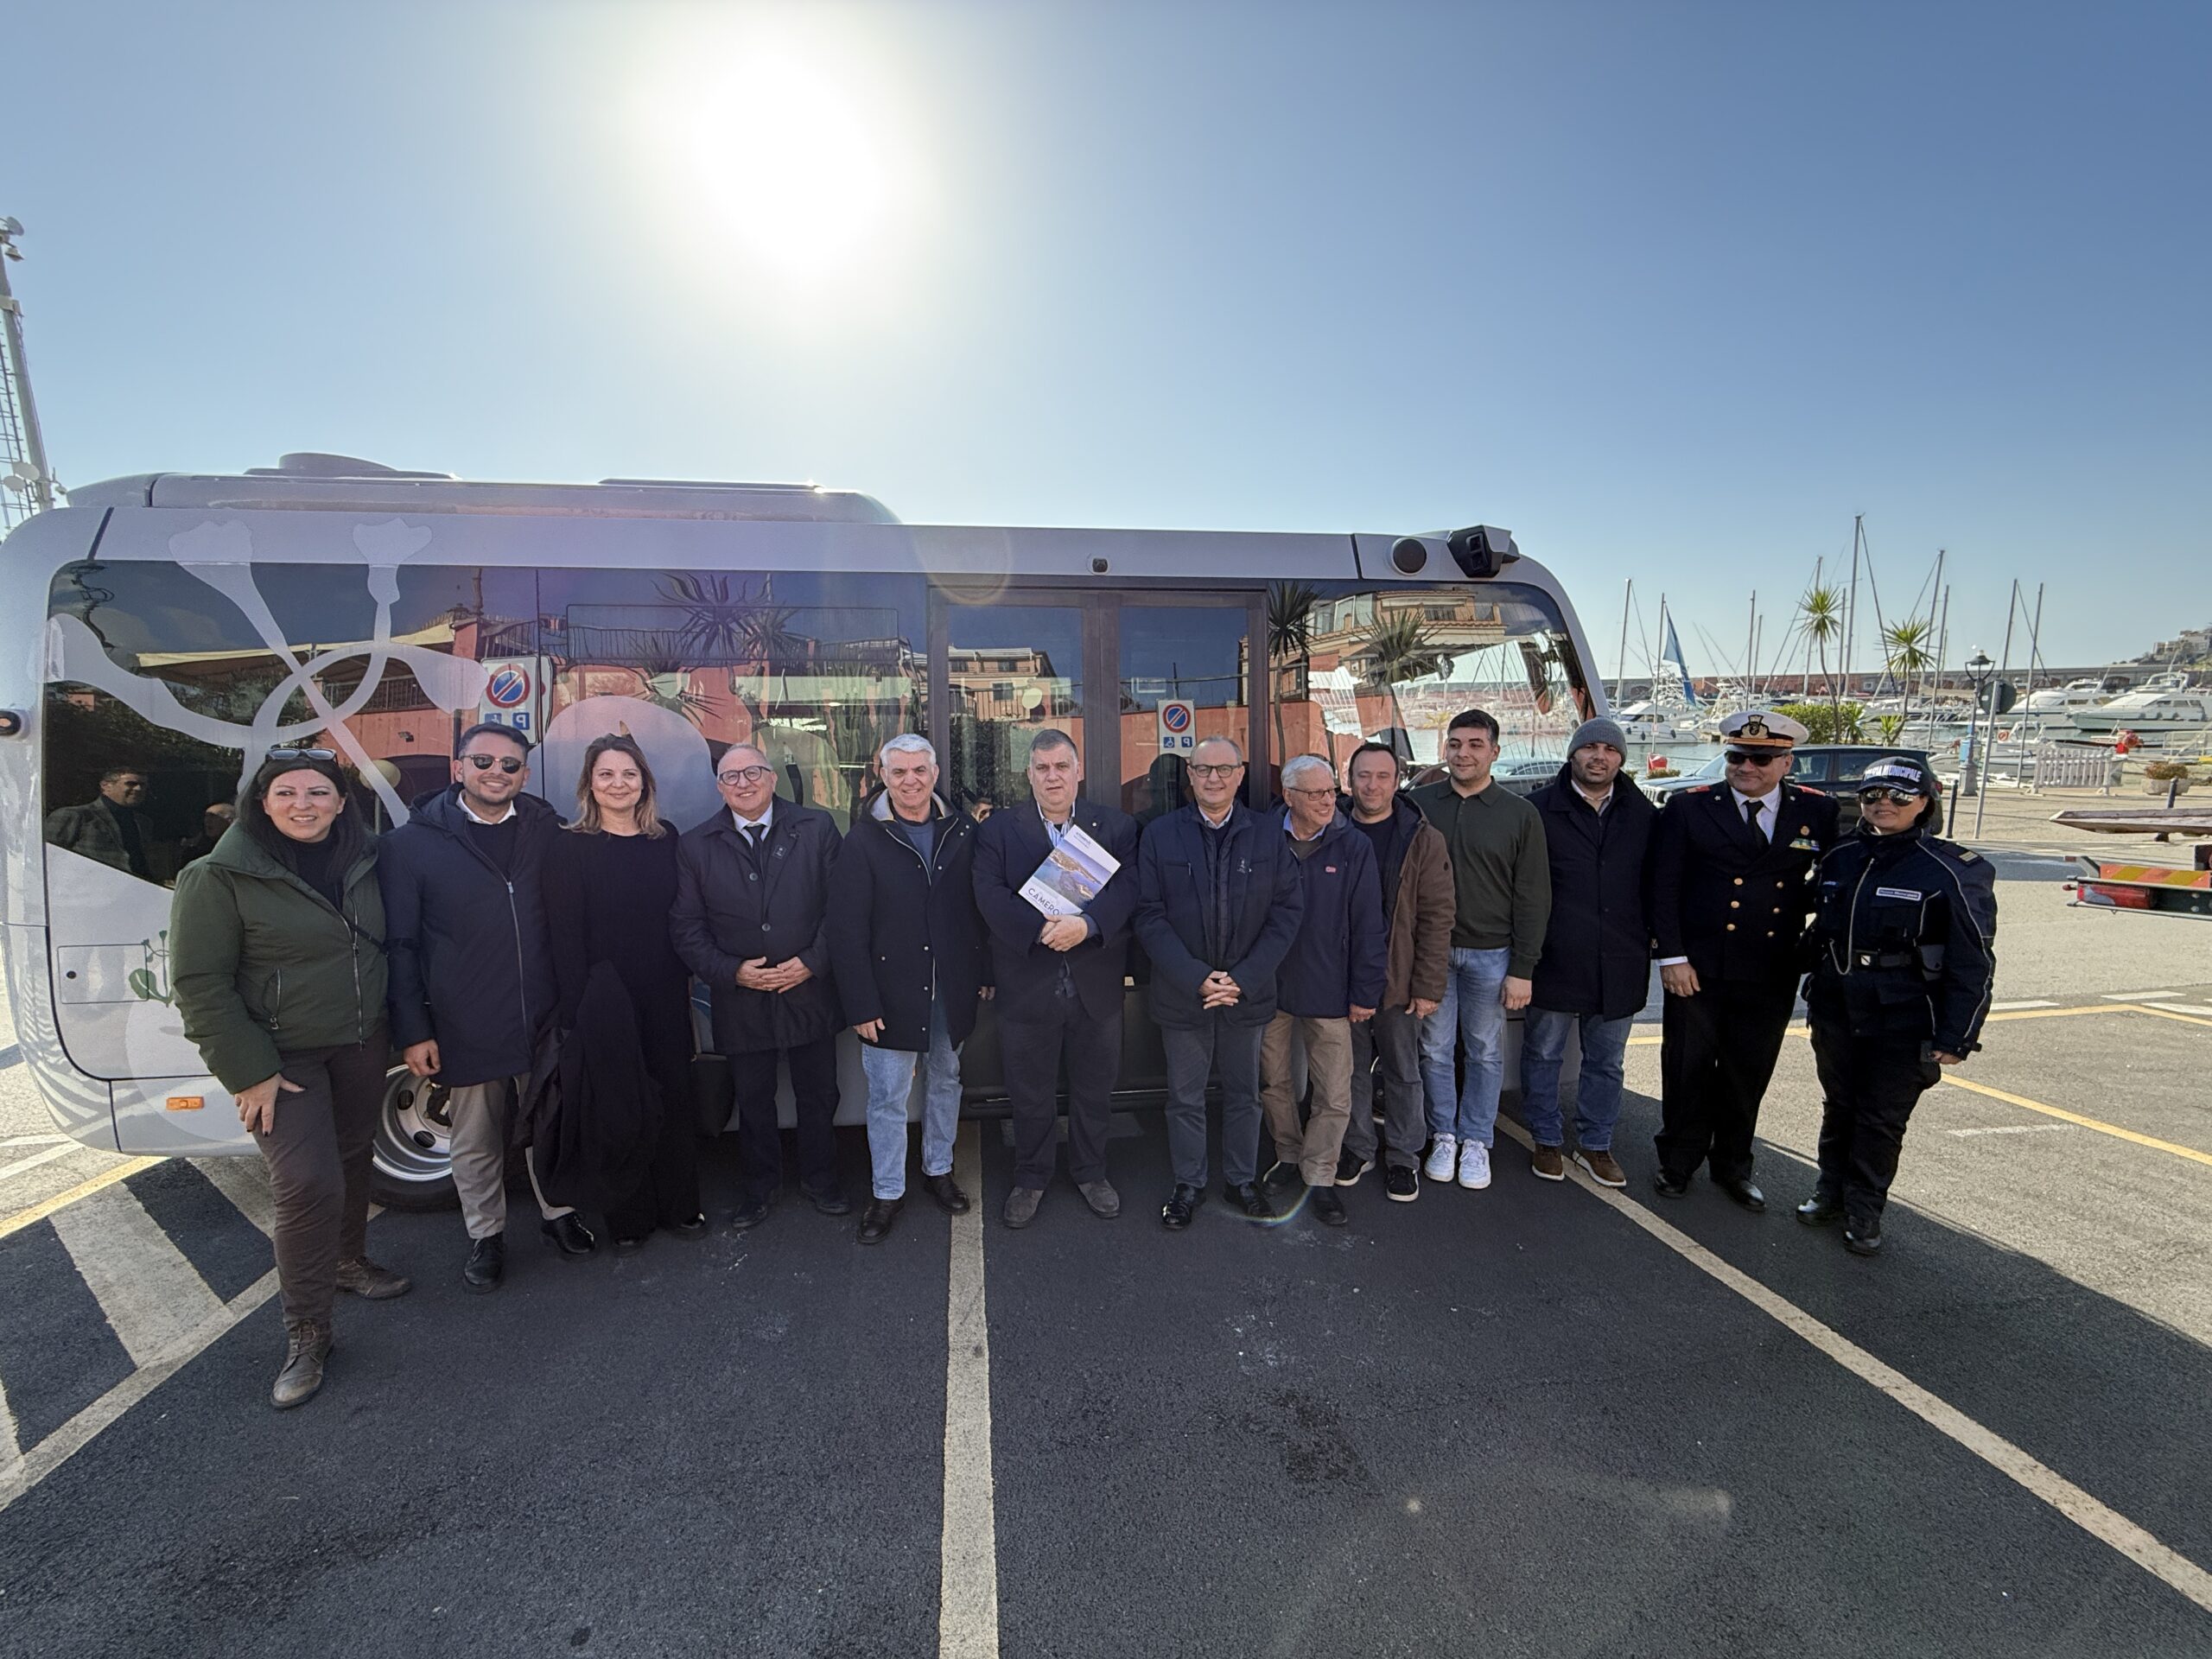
[887, 816, 941, 1007]
[505, 880, 531, 1037]
[268, 969, 283, 1032]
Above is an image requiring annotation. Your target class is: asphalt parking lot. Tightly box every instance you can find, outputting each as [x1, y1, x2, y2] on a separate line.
[2, 851, 2209, 1658]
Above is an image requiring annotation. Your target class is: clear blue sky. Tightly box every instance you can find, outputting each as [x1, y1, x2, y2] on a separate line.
[9, 1, 2206, 674]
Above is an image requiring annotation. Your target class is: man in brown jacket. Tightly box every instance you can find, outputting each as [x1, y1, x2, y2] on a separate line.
[1337, 743, 1456, 1201]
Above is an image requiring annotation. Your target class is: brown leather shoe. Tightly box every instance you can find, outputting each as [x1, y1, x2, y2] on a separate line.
[1530, 1145, 1566, 1182]
[334, 1256, 413, 1300]
[1573, 1148, 1628, 1188]
[271, 1319, 332, 1410]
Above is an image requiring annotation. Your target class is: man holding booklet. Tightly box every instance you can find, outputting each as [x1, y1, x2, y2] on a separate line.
[972, 729, 1142, 1228]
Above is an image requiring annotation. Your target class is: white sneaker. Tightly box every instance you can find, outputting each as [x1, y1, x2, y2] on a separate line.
[1458, 1141, 1492, 1190]
[1423, 1135, 1458, 1184]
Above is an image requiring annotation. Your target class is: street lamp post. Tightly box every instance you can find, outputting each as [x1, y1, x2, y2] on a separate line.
[1948, 649, 1994, 836]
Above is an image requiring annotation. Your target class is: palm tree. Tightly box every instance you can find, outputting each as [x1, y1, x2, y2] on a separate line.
[1358, 608, 1448, 758]
[1267, 582, 1319, 765]
[1880, 616, 1936, 736]
[1798, 582, 1844, 735]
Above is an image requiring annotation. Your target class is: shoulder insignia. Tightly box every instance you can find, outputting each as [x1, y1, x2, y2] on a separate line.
[1956, 849, 1980, 862]
[1684, 785, 1713, 795]
[1796, 785, 1827, 796]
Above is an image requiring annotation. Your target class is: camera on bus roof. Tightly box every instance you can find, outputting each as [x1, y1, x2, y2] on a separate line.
[1446, 524, 1519, 579]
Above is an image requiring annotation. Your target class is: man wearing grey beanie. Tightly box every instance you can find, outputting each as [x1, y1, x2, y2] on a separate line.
[1517, 716, 1655, 1186]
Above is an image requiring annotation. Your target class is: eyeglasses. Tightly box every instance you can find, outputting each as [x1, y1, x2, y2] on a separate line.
[717, 766, 774, 786]
[1187, 762, 1243, 779]
[267, 747, 336, 764]
[1725, 751, 1787, 767]
[463, 753, 525, 775]
[1858, 785, 1922, 805]
[1284, 785, 1337, 798]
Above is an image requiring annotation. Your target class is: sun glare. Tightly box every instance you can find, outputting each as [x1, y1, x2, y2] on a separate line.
[639, 38, 916, 286]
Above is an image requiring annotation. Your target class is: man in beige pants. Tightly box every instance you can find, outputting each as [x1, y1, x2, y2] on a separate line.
[1258, 755, 1389, 1228]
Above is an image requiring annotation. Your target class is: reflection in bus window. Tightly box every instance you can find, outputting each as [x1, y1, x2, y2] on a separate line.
[1120, 603, 1249, 820]
[945, 605, 1083, 817]
[41, 559, 533, 883]
[1266, 580, 1592, 784]
[537, 569, 926, 831]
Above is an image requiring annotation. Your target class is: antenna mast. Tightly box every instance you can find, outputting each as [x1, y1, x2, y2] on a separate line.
[0, 218, 61, 530]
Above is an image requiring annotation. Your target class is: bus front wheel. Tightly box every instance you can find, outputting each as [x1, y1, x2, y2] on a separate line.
[370, 1065, 461, 1212]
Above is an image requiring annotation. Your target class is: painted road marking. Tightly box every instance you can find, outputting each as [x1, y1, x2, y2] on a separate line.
[47, 1184, 226, 1368]
[1494, 1116, 2212, 1616]
[939, 1121, 999, 1659]
[1947, 1123, 2072, 1138]
[0, 1134, 68, 1150]
[2128, 1004, 2212, 1031]
[0, 1142, 85, 1184]
[2101, 990, 2186, 1001]
[0, 1270, 278, 1517]
[193, 1156, 276, 1236]
[0, 1157, 160, 1241]
[0, 1372, 17, 1468]
[1989, 1000, 2058, 1011]
[2142, 1001, 2212, 1017]
[1940, 1076, 2212, 1170]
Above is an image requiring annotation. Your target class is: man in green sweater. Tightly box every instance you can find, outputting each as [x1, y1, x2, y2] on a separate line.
[1410, 709, 1551, 1192]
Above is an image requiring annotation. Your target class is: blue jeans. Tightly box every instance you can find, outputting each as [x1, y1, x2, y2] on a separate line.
[1519, 1007, 1634, 1152]
[1420, 946, 1511, 1147]
[860, 998, 963, 1201]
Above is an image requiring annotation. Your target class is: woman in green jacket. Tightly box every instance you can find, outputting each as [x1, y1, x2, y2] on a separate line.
[170, 749, 408, 1408]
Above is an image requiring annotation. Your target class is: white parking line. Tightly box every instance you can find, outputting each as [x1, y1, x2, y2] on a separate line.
[1947, 1123, 2071, 1138]
[938, 1122, 1000, 1659]
[2143, 1002, 2212, 1017]
[0, 1370, 18, 1468]
[0, 1270, 277, 1516]
[1987, 1000, 2058, 1012]
[0, 1142, 84, 1184]
[193, 1156, 276, 1236]
[1495, 1117, 2212, 1616]
[47, 1185, 226, 1369]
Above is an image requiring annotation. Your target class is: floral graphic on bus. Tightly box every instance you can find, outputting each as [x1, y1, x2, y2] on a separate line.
[127, 931, 175, 1007]
[45, 518, 489, 827]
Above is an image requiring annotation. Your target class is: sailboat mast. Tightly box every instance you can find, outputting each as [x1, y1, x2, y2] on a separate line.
[1745, 592, 1757, 707]
[1842, 515, 1862, 704]
[1615, 578, 1632, 710]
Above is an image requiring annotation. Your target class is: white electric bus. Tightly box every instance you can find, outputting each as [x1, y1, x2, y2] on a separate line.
[0, 455, 1605, 1208]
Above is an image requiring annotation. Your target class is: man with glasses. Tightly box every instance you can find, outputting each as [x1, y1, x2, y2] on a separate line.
[381, 721, 594, 1290]
[1135, 735, 1305, 1229]
[671, 743, 849, 1231]
[1649, 709, 1840, 1209]
[1256, 755, 1385, 1227]
[46, 766, 156, 880]
[1410, 709, 1551, 1193]
[971, 730, 1141, 1229]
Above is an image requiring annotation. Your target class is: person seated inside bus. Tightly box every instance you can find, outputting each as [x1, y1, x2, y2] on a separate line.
[44, 765, 156, 880]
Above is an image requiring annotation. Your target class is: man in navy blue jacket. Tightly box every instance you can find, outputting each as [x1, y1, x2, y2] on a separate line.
[972, 731, 1141, 1230]
[1134, 736, 1305, 1230]
[379, 722, 594, 1292]
[1258, 756, 1387, 1227]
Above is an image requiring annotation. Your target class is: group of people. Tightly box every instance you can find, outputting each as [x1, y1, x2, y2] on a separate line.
[167, 703, 1997, 1411]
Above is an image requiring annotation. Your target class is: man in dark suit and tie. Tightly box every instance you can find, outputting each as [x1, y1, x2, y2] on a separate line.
[971, 730, 1141, 1229]
[1649, 709, 1841, 1209]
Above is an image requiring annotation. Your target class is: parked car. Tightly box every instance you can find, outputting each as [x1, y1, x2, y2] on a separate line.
[1637, 746, 1935, 830]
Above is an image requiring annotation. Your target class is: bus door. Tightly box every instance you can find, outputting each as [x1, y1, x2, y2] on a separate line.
[932, 587, 1262, 1100]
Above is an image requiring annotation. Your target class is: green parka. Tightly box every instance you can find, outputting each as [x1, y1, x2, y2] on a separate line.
[168, 824, 389, 1092]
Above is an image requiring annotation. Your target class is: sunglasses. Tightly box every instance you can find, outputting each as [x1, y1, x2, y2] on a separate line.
[267, 747, 337, 764]
[717, 766, 774, 786]
[1858, 785, 1922, 805]
[463, 753, 526, 775]
[1725, 751, 1787, 767]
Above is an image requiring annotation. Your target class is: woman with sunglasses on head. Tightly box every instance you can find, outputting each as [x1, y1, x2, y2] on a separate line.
[542, 734, 706, 1253]
[170, 747, 408, 1409]
[1796, 757, 1997, 1256]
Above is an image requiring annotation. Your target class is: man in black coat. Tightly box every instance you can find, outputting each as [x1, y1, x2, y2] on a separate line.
[1518, 719, 1656, 1190]
[1134, 736, 1305, 1230]
[379, 722, 595, 1290]
[671, 742, 849, 1230]
[1649, 709, 1841, 1209]
[972, 730, 1141, 1230]
[826, 735, 992, 1246]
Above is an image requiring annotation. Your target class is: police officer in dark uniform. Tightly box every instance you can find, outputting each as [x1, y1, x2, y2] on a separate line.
[1649, 709, 1840, 1208]
[1797, 755, 1997, 1255]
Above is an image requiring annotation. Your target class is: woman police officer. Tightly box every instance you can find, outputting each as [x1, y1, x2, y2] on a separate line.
[1796, 756, 1998, 1256]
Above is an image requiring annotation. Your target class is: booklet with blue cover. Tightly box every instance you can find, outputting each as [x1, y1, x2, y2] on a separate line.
[1020, 823, 1122, 918]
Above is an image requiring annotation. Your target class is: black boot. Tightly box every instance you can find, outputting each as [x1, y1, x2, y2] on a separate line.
[271, 1319, 332, 1409]
[541, 1215, 598, 1258]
